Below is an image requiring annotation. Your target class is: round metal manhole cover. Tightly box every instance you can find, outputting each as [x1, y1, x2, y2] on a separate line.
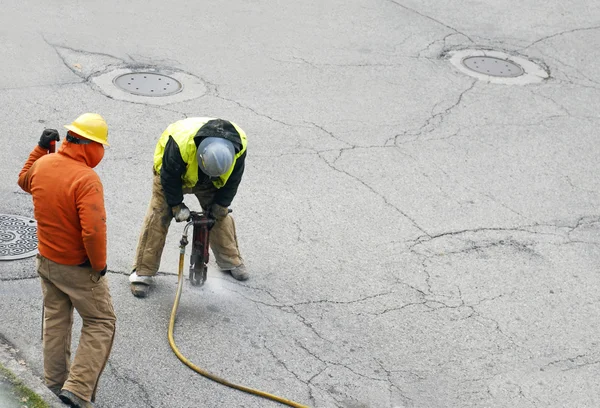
[0, 214, 38, 261]
[113, 72, 183, 97]
[462, 56, 524, 78]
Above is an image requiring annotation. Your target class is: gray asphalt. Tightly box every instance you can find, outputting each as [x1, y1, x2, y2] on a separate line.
[1, 1, 599, 407]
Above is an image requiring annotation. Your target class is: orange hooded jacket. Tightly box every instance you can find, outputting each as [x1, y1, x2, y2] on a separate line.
[17, 138, 107, 271]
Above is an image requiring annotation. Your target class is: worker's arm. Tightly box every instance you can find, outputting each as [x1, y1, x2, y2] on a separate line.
[77, 177, 107, 271]
[18, 129, 61, 192]
[214, 150, 246, 207]
[160, 136, 187, 208]
[17, 146, 48, 193]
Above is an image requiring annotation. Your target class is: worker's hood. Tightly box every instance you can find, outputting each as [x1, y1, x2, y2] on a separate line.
[58, 135, 105, 168]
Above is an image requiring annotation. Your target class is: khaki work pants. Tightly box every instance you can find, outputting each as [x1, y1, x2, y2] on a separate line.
[37, 255, 116, 402]
[132, 171, 242, 276]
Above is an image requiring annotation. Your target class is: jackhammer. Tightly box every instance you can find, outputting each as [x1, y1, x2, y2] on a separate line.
[168, 210, 309, 408]
[185, 210, 221, 287]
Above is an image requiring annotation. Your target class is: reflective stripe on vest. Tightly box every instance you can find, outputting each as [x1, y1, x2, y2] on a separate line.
[153, 117, 247, 188]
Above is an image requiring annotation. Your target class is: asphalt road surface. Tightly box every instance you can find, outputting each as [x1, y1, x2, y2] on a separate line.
[1, 1, 599, 407]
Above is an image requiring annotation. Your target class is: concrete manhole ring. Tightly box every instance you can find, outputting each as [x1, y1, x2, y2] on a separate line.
[448, 49, 549, 84]
[0, 214, 38, 261]
[93, 68, 207, 106]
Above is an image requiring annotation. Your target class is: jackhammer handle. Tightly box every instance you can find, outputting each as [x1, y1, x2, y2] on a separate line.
[188, 208, 232, 219]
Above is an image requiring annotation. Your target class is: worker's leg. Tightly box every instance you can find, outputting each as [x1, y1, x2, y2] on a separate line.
[132, 170, 173, 277]
[37, 255, 73, 392]
[192, 184, 246, 279]
[48, 261, 116, 402]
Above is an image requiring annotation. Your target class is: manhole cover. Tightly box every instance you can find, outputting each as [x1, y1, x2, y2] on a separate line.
[462, 56, 524, 78]
[0, 214, 37, 261]
[113, 72, 183, 97]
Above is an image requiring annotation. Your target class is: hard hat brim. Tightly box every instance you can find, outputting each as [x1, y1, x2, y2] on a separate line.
[64, 125, 110, 146]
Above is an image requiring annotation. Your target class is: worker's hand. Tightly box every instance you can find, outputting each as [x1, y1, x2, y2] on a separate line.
[89, 265, 107, 282]
[172, 203, 191, 222]
[38, 129, 60, 150]
[209, 203, 229, 221]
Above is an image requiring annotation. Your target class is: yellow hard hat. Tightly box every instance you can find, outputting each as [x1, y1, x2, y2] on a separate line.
[64, 113, 109, 146]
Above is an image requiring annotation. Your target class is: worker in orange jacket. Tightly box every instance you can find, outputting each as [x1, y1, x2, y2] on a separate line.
[17, 113, 116, 408]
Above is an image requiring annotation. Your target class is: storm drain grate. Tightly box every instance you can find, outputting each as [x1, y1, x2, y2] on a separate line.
[462, 56, 524, 78]
[0, 214, 37, 260]
[113, 72, 183, 97]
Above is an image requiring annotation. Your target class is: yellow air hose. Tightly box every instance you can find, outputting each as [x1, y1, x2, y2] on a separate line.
[168, 230, 310, 408]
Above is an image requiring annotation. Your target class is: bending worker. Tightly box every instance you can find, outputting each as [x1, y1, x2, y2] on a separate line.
[17, 114, 115, 408]
[130, 117, 248, 298]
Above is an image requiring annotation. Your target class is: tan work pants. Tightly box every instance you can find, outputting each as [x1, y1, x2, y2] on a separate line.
[132, 171, 242, 276]
[37, 255, 116, 402]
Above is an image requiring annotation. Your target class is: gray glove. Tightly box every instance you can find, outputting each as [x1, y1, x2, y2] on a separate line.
[209, 203, 229, 220]
[172, 203, 191, 222]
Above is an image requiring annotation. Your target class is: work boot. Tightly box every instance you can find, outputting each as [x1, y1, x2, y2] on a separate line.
[59, 390, 94, 407]
[129, 270, 153, 298]
[228, 264, 249, 281]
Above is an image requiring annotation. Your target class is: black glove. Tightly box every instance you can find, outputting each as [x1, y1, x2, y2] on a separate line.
[38, 129, 60, 150]
[209, 203, 229, 220]
[172, 203, 191, 222]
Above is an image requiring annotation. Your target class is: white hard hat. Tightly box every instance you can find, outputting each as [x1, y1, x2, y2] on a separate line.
[197, 137, 235, 177]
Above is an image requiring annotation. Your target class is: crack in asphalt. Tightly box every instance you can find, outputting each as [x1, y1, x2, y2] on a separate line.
[212, 85, 297, 127]
[418, 33, 465, 58]
[479, 191, 526, 218]
[385, 0, 475, 43]
[538, 52, 600, 88]
[0, 81, 83, 92]
[470, 312, 525, 352]
[262, 342, 309, 386]
[390, 80, 476, 146]
[528, 89, 573, 116]
[374, 358, 413, 407]
[289, 291, 395, 307]
[401, 247, 535, 354]
[294, 339, 388, 385]
[544, 353, 600, 372]
[428, 238, 539, 258]
[42, 40, 125, 83]
[357, 301, 427, 317]
[523, 25, 600, 49]
[106, 360, 156, 408]
[406, 216, 600, 272]
[317, 149, 430, 236]
[563, 175, 599, 194]
[270, 53, 436, 67]
[0, 275, 38, 282]
[566, 215, 600, 234]
[219, 286, 336, 343]
[408, 217, 594, 248]
[304, 122, 354, 150]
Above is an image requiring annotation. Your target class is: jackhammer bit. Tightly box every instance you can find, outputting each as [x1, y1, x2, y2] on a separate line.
[188, 212, 215, 286]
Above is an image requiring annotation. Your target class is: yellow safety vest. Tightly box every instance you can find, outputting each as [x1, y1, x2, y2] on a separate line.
[153, 117, 247, 188]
